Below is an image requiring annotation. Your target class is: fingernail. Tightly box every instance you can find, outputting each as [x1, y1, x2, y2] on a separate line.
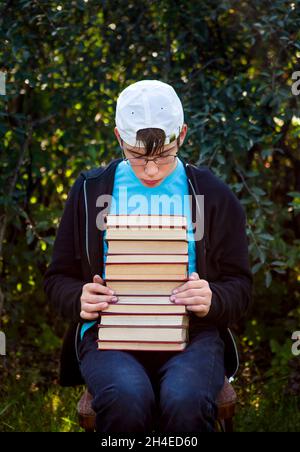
[172, 289, 178, 294]
[111, 296, 118, 302]
[109, 290, 114, 295]
[170, 295, 175, 301]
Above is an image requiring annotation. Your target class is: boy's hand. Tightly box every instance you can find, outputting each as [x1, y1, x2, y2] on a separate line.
[169, 272, 212, 318]
[80, 274, 118, 320]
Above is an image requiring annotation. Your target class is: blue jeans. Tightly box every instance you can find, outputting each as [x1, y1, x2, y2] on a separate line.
[78, 325, 225, 433]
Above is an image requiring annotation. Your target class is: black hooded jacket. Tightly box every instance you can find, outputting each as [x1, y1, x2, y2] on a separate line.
[43, 157, 253, 386]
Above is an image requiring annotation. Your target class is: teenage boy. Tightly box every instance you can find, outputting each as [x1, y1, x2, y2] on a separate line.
[44, 80, 252, 432]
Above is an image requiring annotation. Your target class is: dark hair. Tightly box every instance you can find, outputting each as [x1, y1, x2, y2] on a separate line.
[121, 128, 181, 156]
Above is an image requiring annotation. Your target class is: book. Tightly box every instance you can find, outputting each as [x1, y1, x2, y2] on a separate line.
[98, 341, 187, 351]
[99, 314, 189, 327]
[106, 274, 187, 281]
[101, 303, 187, 314]
[107, 240, 188, 255]
[111, 295, 180, 304]
[106, 214, 187, 229]
[105, 255, 188, 279]
[105, 254, 189, 263]
[105, 228, 187, 241]
[98, 326, 188, 342]
[104, 279, 188, 295]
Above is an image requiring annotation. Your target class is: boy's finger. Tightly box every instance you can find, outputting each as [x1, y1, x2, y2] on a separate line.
[93, 274, 104, 284]
[172, 278, 206, 294]
[87, 283, 114, 294]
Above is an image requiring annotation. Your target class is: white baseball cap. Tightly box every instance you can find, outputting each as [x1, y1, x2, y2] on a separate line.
[115, 80, 184, 147]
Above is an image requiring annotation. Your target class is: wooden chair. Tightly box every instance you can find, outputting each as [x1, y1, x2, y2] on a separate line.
[77, 377, 237, 432]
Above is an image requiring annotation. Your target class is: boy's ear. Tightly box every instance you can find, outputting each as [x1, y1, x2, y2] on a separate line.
[179, 124, 188, 146]
[114, 127, 122, 147]
[114, 127, 119, 139]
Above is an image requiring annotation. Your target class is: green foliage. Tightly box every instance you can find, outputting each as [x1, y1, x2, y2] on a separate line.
[235, 387, 300, 432]
[0, 379, 83, 432]
[0, 0, 300, 431]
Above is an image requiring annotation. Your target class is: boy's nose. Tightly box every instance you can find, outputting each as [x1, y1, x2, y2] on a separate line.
[144, 160, 159, 175]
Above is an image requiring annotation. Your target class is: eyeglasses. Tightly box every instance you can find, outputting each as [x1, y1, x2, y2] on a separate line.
[122, 150, 177, 167]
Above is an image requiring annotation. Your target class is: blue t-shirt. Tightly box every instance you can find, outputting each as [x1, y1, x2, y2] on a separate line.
[80, 157, 197, 339]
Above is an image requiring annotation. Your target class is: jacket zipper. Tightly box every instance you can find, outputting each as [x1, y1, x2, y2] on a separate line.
[83, 179, 91, 267]
[75, 178, 91, 365]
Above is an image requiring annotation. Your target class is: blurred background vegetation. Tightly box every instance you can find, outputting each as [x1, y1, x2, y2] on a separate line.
[0, 0, 300, 432]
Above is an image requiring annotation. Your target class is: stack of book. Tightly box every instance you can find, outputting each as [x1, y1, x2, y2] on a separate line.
[97, 214, 189, 352]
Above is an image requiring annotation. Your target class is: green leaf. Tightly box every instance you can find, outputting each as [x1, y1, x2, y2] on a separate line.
[26, 227, 35, 245]
[271, 261, 286, 266]
[265, 271, 272, 288]
[259, 233, 274, 241]
[252, 187, 266, 196]
[252, 262, 263, 274]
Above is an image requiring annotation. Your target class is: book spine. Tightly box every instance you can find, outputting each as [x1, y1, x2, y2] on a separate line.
[96, 339, 187, 344]
[105, 239, 189, 241]
[105, 238, 189, 242]
[105, 262, 188, 265]
[99, 312, 188, 316]
[105, 252, 188, 256]
[98, 324, 189, 329]
[104, 278, 189, 282]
